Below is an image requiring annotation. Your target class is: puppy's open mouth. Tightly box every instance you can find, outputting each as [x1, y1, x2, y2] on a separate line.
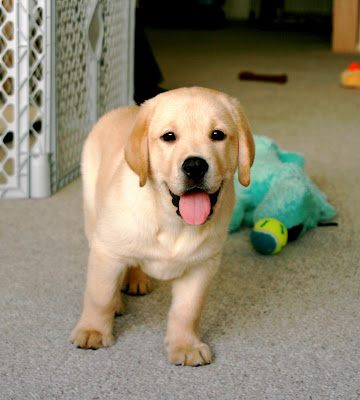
[170, 188, 221, 225]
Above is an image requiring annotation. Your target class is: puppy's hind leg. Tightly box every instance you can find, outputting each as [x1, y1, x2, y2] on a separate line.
[122, 266, 151, 296]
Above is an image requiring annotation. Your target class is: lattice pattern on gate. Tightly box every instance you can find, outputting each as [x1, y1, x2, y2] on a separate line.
[0, 0, 134, 199]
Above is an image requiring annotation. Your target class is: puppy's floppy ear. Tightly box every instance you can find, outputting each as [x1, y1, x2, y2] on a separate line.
[228, 97, 255, 187]
[125, 100, 154, 187]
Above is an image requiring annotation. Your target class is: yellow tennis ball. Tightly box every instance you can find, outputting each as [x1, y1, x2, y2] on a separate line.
[250, 218, 288, 255]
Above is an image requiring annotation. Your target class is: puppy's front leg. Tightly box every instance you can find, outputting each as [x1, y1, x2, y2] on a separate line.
[165, 255, 220, 366]
[70, 242, 124, 349]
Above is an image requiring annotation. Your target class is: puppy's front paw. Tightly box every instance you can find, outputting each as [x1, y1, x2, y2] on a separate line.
[166, 342, 212, 366]
[70, 328, 114, 350]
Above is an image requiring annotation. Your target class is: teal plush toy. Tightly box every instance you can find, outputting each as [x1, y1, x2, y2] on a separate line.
[229, 135, 336, 241]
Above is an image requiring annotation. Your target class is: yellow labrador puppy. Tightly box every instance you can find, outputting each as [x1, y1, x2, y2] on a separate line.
[70, 87, 255, 366]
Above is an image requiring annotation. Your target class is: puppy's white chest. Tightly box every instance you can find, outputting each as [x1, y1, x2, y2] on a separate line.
[141, 259, 188, 281]
[140, 227, 216, 280]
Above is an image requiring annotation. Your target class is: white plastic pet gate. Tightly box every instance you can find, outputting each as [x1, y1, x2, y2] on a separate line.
[0, 0, 135, 199]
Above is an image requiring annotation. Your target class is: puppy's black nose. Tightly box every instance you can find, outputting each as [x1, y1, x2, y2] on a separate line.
[182, 157, 209, 181]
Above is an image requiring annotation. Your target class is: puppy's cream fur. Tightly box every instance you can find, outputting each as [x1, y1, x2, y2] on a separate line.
[70, 87, 254, 366]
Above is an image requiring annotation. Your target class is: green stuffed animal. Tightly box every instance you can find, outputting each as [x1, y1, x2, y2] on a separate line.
[229, 135, 336, 241]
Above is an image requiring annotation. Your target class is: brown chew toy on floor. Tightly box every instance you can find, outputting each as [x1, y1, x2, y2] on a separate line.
[238, 71, 288, 84]
[341, 62, 360, 89]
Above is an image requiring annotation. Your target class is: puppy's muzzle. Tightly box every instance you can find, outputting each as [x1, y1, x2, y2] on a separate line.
[169, 157, 221, 226]
[182, 157, 209, 182]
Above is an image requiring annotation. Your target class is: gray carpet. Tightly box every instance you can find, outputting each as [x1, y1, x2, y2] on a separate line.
[1, 24, 360, 399]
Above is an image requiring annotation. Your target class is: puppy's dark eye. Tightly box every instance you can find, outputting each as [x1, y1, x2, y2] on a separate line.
[161, 132, 176, 142]
[211, 130, 226, 141]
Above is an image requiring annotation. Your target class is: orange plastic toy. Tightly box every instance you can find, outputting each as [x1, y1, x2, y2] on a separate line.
[341, 62, 360, 88]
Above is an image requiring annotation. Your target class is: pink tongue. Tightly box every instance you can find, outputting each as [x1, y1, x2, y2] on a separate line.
[179, 191, 211, 225]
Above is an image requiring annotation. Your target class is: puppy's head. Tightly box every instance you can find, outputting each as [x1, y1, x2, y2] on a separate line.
[125, 87, 255, 225]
